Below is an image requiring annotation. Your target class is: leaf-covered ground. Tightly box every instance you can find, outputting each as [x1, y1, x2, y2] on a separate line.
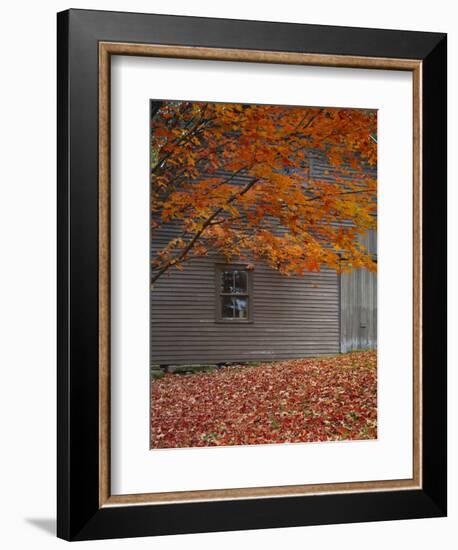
[151, 351, 377, 448]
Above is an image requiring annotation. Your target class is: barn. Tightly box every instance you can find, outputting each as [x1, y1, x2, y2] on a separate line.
[150, 152, 377, 371]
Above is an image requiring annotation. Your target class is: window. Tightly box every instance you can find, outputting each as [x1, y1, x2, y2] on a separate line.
[216, 265, 252, 322]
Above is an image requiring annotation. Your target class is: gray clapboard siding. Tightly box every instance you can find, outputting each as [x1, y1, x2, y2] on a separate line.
[151, 254, 340, 364]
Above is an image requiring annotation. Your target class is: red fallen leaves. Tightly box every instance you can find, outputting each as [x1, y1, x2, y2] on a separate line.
[151, 351, 377, 449]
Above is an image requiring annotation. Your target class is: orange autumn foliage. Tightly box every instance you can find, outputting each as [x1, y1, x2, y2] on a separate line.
[151, 101, 377, 283]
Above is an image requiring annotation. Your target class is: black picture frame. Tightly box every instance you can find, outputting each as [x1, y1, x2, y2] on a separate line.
[57, 8, 447, 541]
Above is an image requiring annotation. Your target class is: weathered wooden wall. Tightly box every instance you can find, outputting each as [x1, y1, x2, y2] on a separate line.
[151, 252, 340, 365]
[150, 155, 376, 366]
[340, 230, 377, 352]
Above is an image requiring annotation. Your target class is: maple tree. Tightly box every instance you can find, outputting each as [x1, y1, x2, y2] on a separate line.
[151, 351, 377, 448]
[151, 101, 377, 284]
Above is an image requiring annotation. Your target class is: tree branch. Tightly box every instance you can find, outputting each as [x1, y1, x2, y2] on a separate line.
[151, 177, 260, 284]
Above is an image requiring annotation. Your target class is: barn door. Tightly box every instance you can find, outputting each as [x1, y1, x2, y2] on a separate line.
[340, 230, 377, 353]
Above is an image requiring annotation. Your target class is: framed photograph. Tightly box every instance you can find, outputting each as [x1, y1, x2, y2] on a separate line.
[57, 9, 447, 541]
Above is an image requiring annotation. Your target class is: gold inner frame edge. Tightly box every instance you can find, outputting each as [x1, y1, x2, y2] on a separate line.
[98, 41, 422, 507]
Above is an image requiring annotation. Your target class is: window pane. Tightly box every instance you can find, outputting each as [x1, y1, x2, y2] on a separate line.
[233, 270, 247, 293]
[221, 269, 248, 293]
[221, 295, 235, 318]
[221, 296, 248, 319]
[234, 296, 248, 318]
[221, 271, 234, 293]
